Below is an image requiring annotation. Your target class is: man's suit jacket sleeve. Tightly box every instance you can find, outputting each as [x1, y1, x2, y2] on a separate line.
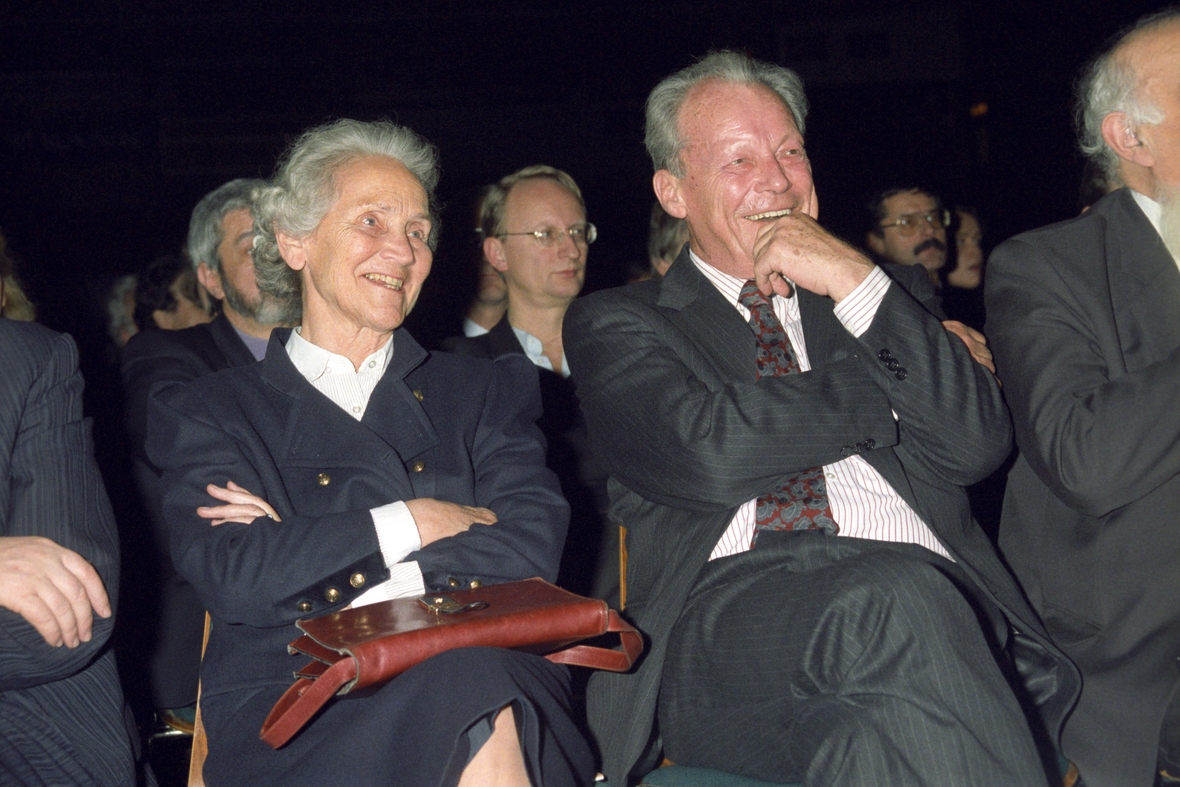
[986, 231, 1180, 517]
[0, 325, 120, 691]
[563, 278, 1008, 513]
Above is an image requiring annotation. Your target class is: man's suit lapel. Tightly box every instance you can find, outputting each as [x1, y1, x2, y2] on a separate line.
[657, 250, 757, 382]
[1105, 189, 1180, 370]
[483, 317, 527, 357]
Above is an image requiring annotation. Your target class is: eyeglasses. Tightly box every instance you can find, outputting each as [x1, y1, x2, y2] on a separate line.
[497, 223, 597, 248]
[878, 209, 950, 237]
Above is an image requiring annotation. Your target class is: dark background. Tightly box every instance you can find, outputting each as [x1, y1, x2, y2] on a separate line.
[0, 0, 1165, 358]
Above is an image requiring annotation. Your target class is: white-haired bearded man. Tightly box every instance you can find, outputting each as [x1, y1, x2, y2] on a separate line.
[986, 10, 1180, 787]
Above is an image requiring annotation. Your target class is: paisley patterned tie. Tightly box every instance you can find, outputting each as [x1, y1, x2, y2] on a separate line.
[738, 280, 838, 540]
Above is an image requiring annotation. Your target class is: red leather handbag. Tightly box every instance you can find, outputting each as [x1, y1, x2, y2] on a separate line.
[260, 577, 643, 748]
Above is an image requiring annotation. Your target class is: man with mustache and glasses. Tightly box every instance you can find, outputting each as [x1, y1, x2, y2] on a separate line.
[986, 10, 1180, 787]
[564, 51, 1079, 787]
[122, 179, 299, 728]
[865, 187, 950, 288]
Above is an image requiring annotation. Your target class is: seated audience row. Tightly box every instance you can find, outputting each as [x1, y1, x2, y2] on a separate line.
[4, 12, 1178, 785]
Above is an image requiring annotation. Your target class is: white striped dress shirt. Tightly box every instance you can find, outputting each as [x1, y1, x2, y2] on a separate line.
[689, 251, 952, 562]
[286, 329, 427, 606]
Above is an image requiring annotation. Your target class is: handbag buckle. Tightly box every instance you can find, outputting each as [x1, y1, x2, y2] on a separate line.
[419, 594, 489, 615]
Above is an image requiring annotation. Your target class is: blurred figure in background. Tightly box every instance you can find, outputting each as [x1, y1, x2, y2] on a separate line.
[1078, 158, 1123, 213]
[627, 202, 689, 283]
[461, 256, 508, 338]
[0, 231, 36, 322]
[865, 187, 950, 288]
[132, 254, 210, 333]
[940, 206, 986, 330]
[106, 274, 139, 349]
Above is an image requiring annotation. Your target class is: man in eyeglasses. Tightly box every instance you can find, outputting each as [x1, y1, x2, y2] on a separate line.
[445, 165, 614, 602]
[865, 187, 949, 286]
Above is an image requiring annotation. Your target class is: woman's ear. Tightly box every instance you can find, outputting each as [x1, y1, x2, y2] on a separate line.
[275, 230, 307, 272]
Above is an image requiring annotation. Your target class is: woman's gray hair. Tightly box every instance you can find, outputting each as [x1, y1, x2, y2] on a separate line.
[645, 50, 809, 177]
[1077, 9, 1180, 180]
[252, 119, 441, 305]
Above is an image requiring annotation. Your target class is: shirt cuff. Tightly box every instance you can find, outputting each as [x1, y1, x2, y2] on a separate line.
[370, 501, 421, 567]
[351, 562, 427, 608]
[833, 266, 891, 337]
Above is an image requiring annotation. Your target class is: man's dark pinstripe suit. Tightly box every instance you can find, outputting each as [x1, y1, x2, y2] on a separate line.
[0, 319, 136, 784]
[564, 251, 1081, 786]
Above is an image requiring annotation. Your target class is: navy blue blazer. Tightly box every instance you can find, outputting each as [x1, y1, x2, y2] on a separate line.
[145, 327, 569, 717]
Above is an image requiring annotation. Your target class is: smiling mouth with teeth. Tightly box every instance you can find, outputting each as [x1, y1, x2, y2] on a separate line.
[365, 273, 404, 290]
[745, 208, 794, 221]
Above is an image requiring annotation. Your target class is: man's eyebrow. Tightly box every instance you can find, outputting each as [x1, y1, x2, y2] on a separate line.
[235, 230, 254, 243]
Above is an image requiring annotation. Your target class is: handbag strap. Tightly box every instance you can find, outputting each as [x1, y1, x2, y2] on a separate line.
[259, 654, 357, 748]
[544, 610, 643, 671]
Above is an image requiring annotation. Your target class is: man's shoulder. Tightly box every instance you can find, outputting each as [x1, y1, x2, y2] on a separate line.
[439, 330, 498, 359]
[123, 321, 225, 372]
[567, 280, 662, 324]
[151, 356, 267, 419]
[0, 321, 77, 393]
[995, 189, 1135, 264]
[0, 319, 70, 364]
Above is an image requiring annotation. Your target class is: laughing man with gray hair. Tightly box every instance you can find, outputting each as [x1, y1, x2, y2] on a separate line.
[565, 49, 1079, 787]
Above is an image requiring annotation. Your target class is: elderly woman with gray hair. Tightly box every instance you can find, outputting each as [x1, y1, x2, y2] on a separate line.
[145, 119, 593, 786]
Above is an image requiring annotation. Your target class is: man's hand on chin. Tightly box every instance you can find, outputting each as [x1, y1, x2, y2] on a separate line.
[752, 212, 875, 302]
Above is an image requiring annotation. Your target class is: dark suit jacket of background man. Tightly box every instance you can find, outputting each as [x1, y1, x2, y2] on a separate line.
[121, 311, 257, 709]
[563, 249, 1081, 784]
[145, 328, 569, 775]
[986, 187, 1180, 787]
[0, 319, 136, 783]
[444, 317, 613, 601]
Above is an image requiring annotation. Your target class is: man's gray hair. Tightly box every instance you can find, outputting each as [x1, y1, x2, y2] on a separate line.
[252, 119, 441, 306]
[1077, 8, 1180, 179]
[645, 50, 809, 177]
[186, 178, 268, 273]
[477, 164, 585, 241]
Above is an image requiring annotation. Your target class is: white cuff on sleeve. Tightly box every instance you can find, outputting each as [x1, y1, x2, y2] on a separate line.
[370, 500, 422, 567]
[833, 266, 891, 338]
[351, 561, 427, 608]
